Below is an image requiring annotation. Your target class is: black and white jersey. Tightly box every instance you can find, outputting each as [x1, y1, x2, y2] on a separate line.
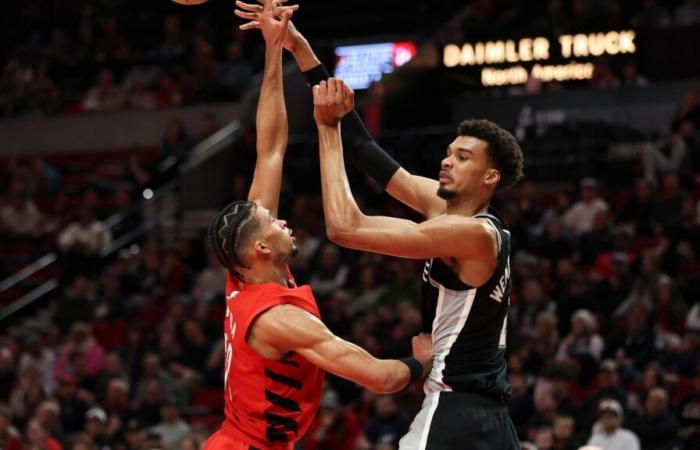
[420, 211, 512, 399]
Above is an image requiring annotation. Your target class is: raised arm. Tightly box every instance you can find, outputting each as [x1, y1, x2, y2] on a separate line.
[237, 0, 297, 217]
[313, 79, 497, 261]
[235, 1, 445, 218]
[253, 304, 432, 394]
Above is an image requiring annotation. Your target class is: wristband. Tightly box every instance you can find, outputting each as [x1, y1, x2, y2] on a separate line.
[302, 64, 331, 87]
[400, 357, 424, 388]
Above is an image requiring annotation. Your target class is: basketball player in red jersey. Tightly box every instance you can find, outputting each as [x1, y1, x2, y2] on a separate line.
[202, 2, 433, 450]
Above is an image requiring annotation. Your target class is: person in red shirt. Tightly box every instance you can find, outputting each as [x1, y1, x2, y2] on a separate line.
[203, 2, 433, 450]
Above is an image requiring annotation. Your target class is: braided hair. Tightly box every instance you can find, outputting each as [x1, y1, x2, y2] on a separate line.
[207, 200, 260, 278]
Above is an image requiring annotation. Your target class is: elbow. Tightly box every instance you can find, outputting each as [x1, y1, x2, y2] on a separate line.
[325, 212, 361, 246]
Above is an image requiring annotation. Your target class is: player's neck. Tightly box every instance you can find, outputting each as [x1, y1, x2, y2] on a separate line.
[446, 192, 491, 217]
[244, 262, 289, 287]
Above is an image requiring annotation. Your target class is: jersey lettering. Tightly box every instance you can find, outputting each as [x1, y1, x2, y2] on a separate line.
[489, 255, 510, 303]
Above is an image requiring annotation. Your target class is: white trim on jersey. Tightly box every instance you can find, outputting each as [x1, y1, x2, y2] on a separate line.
[418, 392, 440, 450]
[434, 288, 477, 389]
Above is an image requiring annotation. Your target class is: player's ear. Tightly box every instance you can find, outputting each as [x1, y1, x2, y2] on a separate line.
[254, 240, 272, 257]
[484, 168, 500, 188]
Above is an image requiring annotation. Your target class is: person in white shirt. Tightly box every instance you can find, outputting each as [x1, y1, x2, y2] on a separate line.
[562, 178, 609, 235]
[587, 399, 640, 450]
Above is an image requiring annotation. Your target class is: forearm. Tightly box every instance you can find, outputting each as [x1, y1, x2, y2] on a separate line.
[257, 44, 287, 157]
[317, 125, 364, 238]
[289, 37, 320, 72]
[322, 337, 411, 394]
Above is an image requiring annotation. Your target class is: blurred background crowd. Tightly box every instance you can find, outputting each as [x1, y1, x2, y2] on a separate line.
[2, 1, 700, 450]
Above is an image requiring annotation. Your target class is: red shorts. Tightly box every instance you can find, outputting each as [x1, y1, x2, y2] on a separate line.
[203, 430, 294, 450]
[203, 431, 254, 450]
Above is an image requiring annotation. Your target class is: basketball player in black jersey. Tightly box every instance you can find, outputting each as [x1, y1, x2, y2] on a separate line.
[236, 3, 524, 449]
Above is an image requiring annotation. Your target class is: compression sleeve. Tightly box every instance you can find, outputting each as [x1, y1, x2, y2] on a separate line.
[303, 64, 401, 188]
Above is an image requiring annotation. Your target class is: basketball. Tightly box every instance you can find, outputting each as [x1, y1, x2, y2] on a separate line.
[171, 0, 208, 5]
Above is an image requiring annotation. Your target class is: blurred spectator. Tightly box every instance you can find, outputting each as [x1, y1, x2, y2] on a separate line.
[83, 69, 125, 112]
[362, 395, 410, 449]
[629, 387, 679, 450]
[587, 399, 640, 450]
[26, 419, 62, 450]
[53, 323, 106, 384]
[606, 303, 658, 371]
[57, 208, 112, 279]
[83, 408, 109, 450]
[309, 244, 350, 300]
[555, 309, 604, 363]
[621, 61, 649, 87]
[562, 178, 609, 236]
[619, 179, 657, 236]
[0, 405, 22, 450]
[0, 181, 45, 238]
[150, 400, 190, 450]
[580, 360, 628, 429]
[53, 276, 95, 335]
[511, 278, 556, 337]
[303, 390, 360, 450]
[216, 42, 253, 99]
[675, 0, 700, 26]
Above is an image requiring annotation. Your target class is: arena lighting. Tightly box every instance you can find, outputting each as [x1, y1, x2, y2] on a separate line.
[334, 42, 417, 89]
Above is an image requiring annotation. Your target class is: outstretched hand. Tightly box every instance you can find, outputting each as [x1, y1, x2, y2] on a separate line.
[313, 78, 354, 128]
[235, 0, 301, 49]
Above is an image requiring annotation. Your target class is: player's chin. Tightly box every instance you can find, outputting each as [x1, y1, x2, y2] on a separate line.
[289, 241, 299, 257]
[437, 186, 456, 200]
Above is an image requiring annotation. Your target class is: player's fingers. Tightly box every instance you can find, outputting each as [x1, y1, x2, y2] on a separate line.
[333, 80, 344, 103]
[239, 21, 260, 30]
[278, 4, 299, 12]
[319, 80, 329, 104]
[234, 10, 259, 20]
[312, 85, 321, 104]
[236, 0, 263, 12]
[344, 85, 355, 109]
[279, 8, 293, 28]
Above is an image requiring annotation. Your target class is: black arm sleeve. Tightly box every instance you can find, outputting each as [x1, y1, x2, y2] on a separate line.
[303, 64, 401, 188]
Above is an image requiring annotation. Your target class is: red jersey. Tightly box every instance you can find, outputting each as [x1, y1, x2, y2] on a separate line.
[216, 272, 324, 449]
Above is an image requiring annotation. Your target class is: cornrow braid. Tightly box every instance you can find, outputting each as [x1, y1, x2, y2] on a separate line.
[207, 200, 258, 275]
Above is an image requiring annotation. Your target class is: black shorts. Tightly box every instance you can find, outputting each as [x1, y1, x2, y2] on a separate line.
[399, 391, 520, 450]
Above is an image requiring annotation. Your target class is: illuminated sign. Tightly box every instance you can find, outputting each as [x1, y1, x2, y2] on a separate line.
[443, 30, 636, 86]
[334, 42, 417, 89]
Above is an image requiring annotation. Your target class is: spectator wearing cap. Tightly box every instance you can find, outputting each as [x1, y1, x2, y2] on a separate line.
[629, 387, 679, 450]
[562, 178, 609, 236]
[0, 405, 22, 450]
[581, 360, 628, 428]
[587, 399, 640, 450]
[84, 407, 110, 450]
[303, 390, 361, 450]
[150, 398, 190, 450]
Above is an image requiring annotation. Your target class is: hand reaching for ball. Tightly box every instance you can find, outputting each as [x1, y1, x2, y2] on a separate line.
[234, 0, 299, 47]
[313, 78, 355, 128]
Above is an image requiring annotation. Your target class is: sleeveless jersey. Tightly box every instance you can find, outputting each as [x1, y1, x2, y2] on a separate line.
[420, 211, 512, 399]
[219, 273, 324, 449]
